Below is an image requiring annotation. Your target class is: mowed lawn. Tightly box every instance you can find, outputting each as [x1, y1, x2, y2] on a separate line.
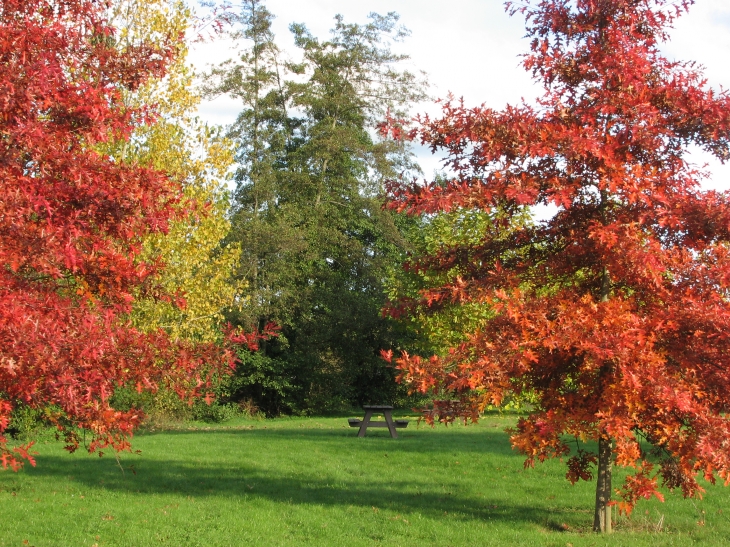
[2, 413, 729, 546]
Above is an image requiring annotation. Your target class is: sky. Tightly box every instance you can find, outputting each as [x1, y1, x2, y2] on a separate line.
[191, 0, 730, 190]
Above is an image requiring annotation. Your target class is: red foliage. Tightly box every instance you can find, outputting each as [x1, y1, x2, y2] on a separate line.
[0, 0, 269, 470]
[386, 0, 730, 512]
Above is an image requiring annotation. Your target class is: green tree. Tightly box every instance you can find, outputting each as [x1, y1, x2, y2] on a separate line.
[386, 203, 533, 357]
[207, 2, 426, 413]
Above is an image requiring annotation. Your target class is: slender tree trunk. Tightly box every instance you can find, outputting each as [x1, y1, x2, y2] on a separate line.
[593, 435, 613, 533]
[594, 263, 613, 533]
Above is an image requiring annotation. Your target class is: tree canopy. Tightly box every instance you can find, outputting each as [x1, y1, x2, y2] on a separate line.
[207, 1, 427, 414]
[0, 0, 253, 470]
[385, 0, 730, 532]
[103, 0, 242, 344]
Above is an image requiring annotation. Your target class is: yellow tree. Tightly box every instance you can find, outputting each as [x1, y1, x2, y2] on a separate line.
[106, 0, 241, 344]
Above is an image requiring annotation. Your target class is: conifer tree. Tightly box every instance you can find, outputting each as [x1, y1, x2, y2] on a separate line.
[207, 3, 426, 412]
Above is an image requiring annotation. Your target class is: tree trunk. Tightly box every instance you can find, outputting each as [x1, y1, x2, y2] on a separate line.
[594, 263, 613, 533]
[593, 435, 613, 533]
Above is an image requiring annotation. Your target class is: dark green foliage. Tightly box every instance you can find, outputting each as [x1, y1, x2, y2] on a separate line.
[226, 347, 295, 416]
[190, 400, 240, 423]
[207, 1, 427, 413]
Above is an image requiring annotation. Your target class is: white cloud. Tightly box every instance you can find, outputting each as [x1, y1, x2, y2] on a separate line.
[662, 0, 730, 190]
[191, 0, 730, 189]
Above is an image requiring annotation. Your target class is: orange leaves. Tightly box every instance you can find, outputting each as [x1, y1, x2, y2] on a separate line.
[509, 414, 571, 466]
[521, 349, 540, 364]
[615, 465, 665, 516]
[224, 322, 279, 355]
[0, 441, 37, 471]
[614, 435, 642, 468]
[566, 450, 597, 484]
[382, 0, 730, 520]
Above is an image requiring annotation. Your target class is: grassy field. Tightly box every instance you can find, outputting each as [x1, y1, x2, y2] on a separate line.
[1, 412, 729, 546]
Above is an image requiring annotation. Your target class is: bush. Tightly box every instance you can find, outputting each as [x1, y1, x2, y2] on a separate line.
[223, 349, 296, 416]
[191, 401, 240, 423]
[110, 385, 193, 424]
[6, 403, 48, 439]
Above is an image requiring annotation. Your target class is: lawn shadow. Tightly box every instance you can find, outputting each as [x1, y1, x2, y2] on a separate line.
[22, 453, 554, 528]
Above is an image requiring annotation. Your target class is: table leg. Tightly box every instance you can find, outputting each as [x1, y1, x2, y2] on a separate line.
[383, 409, 398, 439]
[358, 410, 373, 437]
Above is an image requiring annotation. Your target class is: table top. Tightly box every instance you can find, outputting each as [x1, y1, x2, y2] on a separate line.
[362, 405, 394, 410]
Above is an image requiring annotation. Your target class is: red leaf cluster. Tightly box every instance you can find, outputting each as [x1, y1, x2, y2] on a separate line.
[0, 0, 273, 470]
[385, 0, 730, 511]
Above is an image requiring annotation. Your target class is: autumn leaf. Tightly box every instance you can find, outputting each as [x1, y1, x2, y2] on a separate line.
[386, 0, 730, 532]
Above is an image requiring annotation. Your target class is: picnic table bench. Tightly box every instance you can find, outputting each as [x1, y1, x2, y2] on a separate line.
[348, 405, 409, 439]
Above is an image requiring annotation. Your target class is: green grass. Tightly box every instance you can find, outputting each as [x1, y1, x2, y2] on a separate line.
[2, 413, 729, 546]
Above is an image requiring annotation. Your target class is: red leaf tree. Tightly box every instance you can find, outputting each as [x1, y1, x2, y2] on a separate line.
[0, 0, 262, 471]
[385, 0, 730, 532]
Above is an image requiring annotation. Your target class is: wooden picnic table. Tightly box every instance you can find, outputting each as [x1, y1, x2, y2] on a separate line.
[348, 405, 408, 439]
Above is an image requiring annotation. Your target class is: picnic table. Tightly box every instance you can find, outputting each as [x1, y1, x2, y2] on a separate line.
[348, 405, 408, 439]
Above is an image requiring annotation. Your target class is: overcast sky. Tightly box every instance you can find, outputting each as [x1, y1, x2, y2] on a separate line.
[192, 0, 730, 190]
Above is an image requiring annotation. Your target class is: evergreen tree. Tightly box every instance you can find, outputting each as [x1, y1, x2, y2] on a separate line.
[206, 3, 426, 413]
